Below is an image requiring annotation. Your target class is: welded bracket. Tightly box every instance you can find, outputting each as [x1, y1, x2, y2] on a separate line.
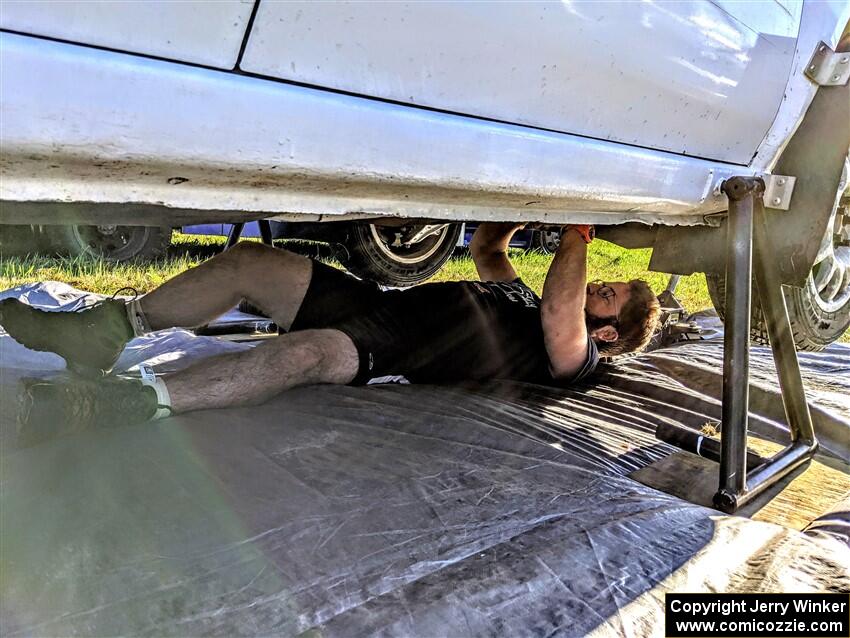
[805, 42, 850, 86]
[762, 174, 796, 210]
[657, 177, 818, 513]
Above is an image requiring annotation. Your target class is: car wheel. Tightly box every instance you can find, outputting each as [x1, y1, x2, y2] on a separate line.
[706, 167, 850, 351]
[339, 222, 462, 286]
[531, 229, 561, 254]
[46, 224, 172, 262]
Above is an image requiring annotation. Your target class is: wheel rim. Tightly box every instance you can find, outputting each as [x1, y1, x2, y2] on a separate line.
[806, 154, 850, 314]
[368, 224, 450, 265]
[71, 225, 153, 261]
[807, 206, 850, 314]
[537, 230, 560, 253]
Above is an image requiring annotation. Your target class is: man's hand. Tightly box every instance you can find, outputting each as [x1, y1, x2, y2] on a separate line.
[564, 224, 595, 244]
[470, 222, 526, 282]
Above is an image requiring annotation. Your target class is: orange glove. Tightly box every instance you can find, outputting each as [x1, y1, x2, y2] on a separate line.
[565, 224, 595, 244]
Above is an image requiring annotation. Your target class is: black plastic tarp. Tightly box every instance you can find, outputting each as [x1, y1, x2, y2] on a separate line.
[1, 283, 848, 637]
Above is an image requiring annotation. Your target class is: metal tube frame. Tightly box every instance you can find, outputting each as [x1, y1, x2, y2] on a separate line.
[716, 177, 754, 507]
[258, 219, 274, 246]
[223, 220, 275, 251]
[655, 422, 766, 471]
[224, 221, 246, 249]
[657, 176, 818, 513]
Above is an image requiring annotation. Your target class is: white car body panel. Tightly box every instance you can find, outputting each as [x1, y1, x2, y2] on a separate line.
[0, 0, 254, 68]
[1, 33, 741, 226]
[750, 0, 850, 169]
[242, 0, 799, 164]
[0, 1, 847, 226]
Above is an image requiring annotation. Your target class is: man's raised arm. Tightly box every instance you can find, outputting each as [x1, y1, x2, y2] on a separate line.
[541, 226, 591, 379]
[469, 222, 526, 282]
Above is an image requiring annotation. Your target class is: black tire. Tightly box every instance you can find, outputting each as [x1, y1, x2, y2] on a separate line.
[339, 222, 462, 286]
[706, 274, 850, 351]
[45, 224, 172, 262]
[707, 160, 850, 351]
[531, 229, 561, 254]
[706, 194, 850, 350]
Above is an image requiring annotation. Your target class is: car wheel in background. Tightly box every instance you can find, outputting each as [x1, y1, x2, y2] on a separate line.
[46, 224, 172, 262]
[339, 222, 462, 287]
[531, 229, 561, 254]
[706, 181, 850, 351]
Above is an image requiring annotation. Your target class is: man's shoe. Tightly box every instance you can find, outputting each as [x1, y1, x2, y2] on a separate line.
[17, 374, 161, 447]
[0, 298, 133, 374]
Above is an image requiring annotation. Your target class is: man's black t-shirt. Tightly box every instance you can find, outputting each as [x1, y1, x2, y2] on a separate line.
[291, 261, 599, 386]
[386, 279, 599, 385]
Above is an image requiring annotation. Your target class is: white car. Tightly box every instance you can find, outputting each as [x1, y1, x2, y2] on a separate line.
[1, 1, 848, 347]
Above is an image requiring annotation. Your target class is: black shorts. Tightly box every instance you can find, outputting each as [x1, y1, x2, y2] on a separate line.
[289, 261, 411, 384]
[290, 261, 516, 385]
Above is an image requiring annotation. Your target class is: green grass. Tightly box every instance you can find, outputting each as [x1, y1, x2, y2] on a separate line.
[0, 232, 230, 295]
[1, 232, 711, 309]
[437, 242, 712, 313]
[1, 232, 847, 342]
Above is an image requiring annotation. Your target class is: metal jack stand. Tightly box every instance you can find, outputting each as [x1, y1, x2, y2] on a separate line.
[657, 177, 818, 513]
[223, 219, 275, 250]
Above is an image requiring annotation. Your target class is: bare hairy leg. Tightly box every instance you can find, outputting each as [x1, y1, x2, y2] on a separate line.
[139, 242, 313, 331]
[164, 329, 359, 414]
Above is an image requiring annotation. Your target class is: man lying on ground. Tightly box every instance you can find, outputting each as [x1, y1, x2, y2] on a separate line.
[0, 223, 661, 446]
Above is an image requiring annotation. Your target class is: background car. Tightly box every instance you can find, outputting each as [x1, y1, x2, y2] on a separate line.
[0, 218, 558, 288]
[0, 223, 172, 262]
[180, 221, 557, 285]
